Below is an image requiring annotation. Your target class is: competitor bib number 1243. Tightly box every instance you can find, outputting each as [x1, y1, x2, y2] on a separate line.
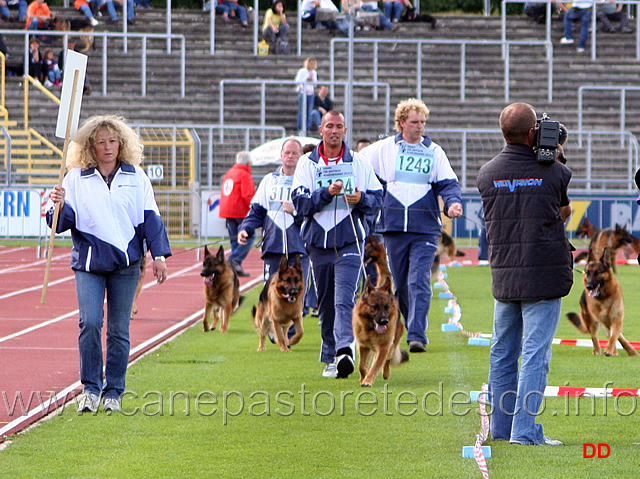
[395, 143, 434, 184]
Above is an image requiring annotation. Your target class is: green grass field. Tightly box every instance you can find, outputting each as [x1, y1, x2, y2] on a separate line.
[1, 264, 639, 478]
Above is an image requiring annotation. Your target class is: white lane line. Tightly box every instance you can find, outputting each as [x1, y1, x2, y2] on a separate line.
[0, 252, 71, 275]
[0, 273, 262, 439]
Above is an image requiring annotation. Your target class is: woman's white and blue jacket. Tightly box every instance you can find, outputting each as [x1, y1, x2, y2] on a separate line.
[239, 166, 307, 257]
[291, 143, 383, 250]
[46, 164, 171, 273]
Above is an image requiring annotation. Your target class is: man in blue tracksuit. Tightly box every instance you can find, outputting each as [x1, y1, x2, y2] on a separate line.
[360, 98, 463, 353]
[292, 110, 383, 378]
[238, 138, 309, 285]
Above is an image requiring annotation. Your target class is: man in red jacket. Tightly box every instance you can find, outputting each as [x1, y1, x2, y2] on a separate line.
[219, 151, 256, 277]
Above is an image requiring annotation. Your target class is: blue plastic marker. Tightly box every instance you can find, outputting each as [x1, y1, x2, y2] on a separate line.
[441, 323, 460, 332]
[468, 338, 490, 347]
[438, 292, 454, 299]
[462, 446, 491, 459]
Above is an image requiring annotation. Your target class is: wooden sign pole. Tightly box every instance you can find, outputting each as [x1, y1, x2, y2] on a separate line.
[41, 70, 81, 304]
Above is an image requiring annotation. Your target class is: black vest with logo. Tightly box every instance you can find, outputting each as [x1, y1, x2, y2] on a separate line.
[477, 144, 573, 301]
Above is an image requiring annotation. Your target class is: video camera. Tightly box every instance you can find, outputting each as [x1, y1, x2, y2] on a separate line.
[534, 113, 568, 164]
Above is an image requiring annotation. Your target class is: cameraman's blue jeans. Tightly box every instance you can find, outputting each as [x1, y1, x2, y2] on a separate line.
[564, 7, 591, 49]
[75, 261, 141, 400]
[488, 298, 561, 445]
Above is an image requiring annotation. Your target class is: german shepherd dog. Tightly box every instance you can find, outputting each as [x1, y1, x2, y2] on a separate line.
[352, 276, 409, 386]
[575, 217, 640, 265]
[431, 230, 466, 275]
[253, 255, 305, 352]
[588, 224, 633, 273]
[200, 245, 241, 333]
[566, 247, 638, 357]
[51, 16, 95, 52]
[130, 255, 147, 319]
[363, 235, 392, 287]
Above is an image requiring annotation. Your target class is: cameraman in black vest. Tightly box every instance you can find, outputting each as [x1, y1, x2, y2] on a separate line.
[477, 102, 573, 446]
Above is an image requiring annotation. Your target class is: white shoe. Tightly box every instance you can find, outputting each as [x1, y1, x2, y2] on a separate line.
[560, 37, 574, 45]
[577, 47, 585, 53]
[89, 17, 99, 26]
[77, 392, 100, 414]
[103, 397, 122, 414]
[44, 79, 53, 87]
[542, 436, 563, 446]
[322, 362, 337, 378]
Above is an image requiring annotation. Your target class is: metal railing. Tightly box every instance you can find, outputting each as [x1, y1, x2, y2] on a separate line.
[218, 79, 392, 140]
[501, 0, 640, 61]
[0, 29, 186, 98]
[577, 85, 640, 146]
[1, 125, 11, 186]
[427, 128, 639, 194]
[329, 38, 554, 103]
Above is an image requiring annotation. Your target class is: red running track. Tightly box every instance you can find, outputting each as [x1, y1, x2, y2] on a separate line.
[0, 245, 263, 441]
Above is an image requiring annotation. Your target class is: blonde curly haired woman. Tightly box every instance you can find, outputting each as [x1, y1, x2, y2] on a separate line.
[47, 115, 171, 414]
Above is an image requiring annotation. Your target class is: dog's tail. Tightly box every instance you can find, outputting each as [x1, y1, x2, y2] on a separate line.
[455, 249, 466, 257]
[566, 312, 588, 333]
[390, 346, 410, 367]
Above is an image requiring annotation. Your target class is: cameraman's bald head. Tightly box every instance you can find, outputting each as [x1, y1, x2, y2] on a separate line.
[500, 103, 537, 145]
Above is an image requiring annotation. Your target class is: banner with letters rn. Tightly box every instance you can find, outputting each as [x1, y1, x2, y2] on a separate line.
[0, 189, 70, 238]
[455, 194, 640, 239]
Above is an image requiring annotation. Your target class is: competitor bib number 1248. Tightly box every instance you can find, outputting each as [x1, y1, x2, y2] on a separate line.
[315, 163, 355, 211]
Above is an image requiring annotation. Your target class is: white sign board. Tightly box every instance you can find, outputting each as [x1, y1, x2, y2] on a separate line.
[201, 190, 230, 237]
[146, 164, 164, 180]
[55, 50, 88, 139]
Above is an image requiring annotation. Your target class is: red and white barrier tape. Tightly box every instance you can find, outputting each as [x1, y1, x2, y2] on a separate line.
[474, 384, 490, 479]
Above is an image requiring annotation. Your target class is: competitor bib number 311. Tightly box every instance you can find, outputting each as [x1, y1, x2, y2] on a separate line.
[315, 163, 355, 211]
[395, 143, 433, 184]
[268, 176, 293, 211]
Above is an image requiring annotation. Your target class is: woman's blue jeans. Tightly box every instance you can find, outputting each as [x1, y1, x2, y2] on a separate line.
[75, 261, 141, 399]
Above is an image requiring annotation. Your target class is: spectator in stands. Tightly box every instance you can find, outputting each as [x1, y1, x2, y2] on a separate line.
[28, 37, 43, 82]
[523, 2, 547, 24]
[1, 0, 27, 22]
[383, 0, 407, 23]
[399, 3, 436, 28]
[301, 0, 343, 35]
[310, 84, 333, 132]
[216, 0, 249, 28]
[134, 0, 150, 9]
[560, 1, 592, 53]
[597, 0, 633, 33]
[104, 0, 136, 25]
[219, 151, 256, 277]
[43, 47, 61, 87]
[0, 34, 8, 56]
[295, 57, 317, 135]
[74, 0, 100, 27]
[25, 0, 51, 33]
[357, 0, 397, 31]
[262, 0, 289, 49]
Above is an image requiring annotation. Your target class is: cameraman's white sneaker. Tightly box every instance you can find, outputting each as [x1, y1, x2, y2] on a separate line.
[560, 37, 574, 45]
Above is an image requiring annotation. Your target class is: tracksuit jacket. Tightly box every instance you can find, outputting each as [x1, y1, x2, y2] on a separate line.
[219, 163, 254, 219]
[46, 164, 171, 273]
[239, 166, 307, 258]
[360, 133, 462, 238]
[291, 142, 383, 249]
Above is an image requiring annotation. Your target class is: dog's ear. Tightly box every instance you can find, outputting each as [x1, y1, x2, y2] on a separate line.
[601, 247, 612, 269]
[279, 254, 289, 272]
[378, 275, 392, 293]
[293, 254, 301, 270]
[204, 245, 210, 257]
[587, 246, 597, 264]
[362, 276, 375, 298]
[217, 245, 225, 261]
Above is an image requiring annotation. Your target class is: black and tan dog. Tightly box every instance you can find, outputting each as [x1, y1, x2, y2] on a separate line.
[588, 224, 633, 273]
[363, 235, 392, 288]
[431, 230, 466, 274]
[353, 276, 409, 386]
[200, 245, 241, 333]
[130, 254, 147, 319]
[253, 255, 305, 352]
[567, 247, 638, 357]
[51, 16, 95, 52]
